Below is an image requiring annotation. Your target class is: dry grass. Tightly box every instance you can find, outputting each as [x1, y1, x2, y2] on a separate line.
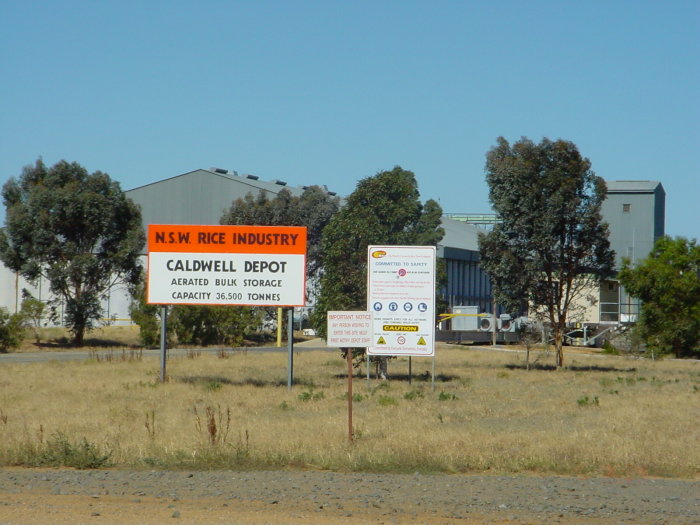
[17, 325, 142, 351]
[0, 342, 698, 477]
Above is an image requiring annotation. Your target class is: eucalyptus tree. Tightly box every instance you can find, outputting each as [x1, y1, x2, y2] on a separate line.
[478, 137, 614, 368]
[0, 159, 144, 346]
[220, 185, 340, 281]
[311, 166, 444, 371]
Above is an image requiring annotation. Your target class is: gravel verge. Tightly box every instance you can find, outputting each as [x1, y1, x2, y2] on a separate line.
[0, 469, 698, 524]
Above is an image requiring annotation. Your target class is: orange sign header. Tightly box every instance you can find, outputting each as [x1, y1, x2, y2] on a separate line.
[148, 225, 307, 254]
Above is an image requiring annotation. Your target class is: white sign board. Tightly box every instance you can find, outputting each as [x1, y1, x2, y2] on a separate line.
[147, 225, 307, 306]
[367, 245, 436, 356]
[326, 311, 373, 348]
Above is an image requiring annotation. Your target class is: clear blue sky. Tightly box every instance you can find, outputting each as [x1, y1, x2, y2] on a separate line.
[1, 1, 698, 239]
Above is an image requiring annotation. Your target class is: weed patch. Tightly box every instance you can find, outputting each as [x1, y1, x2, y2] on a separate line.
[298, 389, 325, 401]
[377, 395, 397, 406]
[204, 380, 223, 392]
[24, 432, 112, 469]
[194, 404, 231, 446]
[403, 389, 424, 401]
[576, 395, 600, 407]
[438, 391, 458, 401]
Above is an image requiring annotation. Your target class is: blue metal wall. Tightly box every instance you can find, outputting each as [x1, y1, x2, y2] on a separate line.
[440, 246, 493, 314]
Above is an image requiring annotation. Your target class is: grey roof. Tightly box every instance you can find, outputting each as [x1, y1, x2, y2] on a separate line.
[438, 217, 481, 252]
[126, 168, 317, 198]
[605, 180, 664, 194]
[125, 168, 337, 227]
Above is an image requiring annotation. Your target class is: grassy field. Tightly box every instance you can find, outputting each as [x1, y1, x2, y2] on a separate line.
[0, 329, 698, 478]
[15, 325, 144, 351]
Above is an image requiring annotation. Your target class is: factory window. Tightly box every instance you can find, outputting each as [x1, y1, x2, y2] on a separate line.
[600, 280, 619, 322]
[622, 203, 631, 213]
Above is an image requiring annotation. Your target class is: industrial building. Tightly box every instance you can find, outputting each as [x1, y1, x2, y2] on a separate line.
[598, 180, 665, 323]
[0, 169, 664, 336]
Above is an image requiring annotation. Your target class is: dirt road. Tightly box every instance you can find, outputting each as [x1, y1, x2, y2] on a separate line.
[0, 469, 697, 524]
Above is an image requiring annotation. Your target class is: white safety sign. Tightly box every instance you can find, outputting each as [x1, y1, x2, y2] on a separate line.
[367, 245, 436, 356]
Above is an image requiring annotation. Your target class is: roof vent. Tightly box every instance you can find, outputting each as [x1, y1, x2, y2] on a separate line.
[274, 179, 287, 186]
[328, 191, 337, 196]
[212, 168, 228, 174]
[245, 174, 259, 180]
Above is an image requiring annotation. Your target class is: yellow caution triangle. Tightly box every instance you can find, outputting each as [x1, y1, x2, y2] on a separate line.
[376, 336, 387, 345]
[417, 336, 427, 345]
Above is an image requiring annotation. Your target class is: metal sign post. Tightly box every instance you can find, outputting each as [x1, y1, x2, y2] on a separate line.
[366, 354, 370, 385]
[287, 308, 294, 390]
[492, 294, 497, 346]
[347, 348, 353, 442]
[159, 306, 168, 383]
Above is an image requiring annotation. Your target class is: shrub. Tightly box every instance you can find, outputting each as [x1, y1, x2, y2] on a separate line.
[36, 432, 111, 469]
[129, 284, 167, 347]
[601, 340, 620, 355]
[20, 294, 45, 343]
[170, 305, 261, 346]
[0, 307, 25, 352]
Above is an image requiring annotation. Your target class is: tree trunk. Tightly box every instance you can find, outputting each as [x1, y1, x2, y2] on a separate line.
[378, 357, 388, 380]
[526, 346, 530, 370]
[74, 327, 85, 347]
[554, 329, 564, 368]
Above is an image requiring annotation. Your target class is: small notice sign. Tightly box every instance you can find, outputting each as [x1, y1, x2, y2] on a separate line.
[326, 311, 373, 348]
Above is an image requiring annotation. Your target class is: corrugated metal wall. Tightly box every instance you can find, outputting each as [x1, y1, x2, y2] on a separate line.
[440, 247, 493, 314]
[126, 169, 291, 228]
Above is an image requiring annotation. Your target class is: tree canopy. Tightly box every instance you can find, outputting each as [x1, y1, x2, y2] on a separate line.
[311, 166, 444, 340]
[618, 236, 700, 358]
[0, 159, 145, 345]
[220, 186, 340, 281]
[478, 137, 614, 367]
